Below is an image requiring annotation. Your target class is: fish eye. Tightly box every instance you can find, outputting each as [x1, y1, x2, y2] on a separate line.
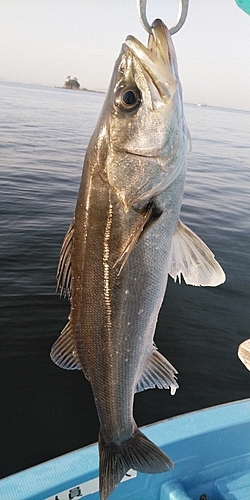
[115, 86, 141, 113]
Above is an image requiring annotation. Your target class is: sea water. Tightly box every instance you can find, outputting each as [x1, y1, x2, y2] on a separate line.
[0, 81, 249, 478]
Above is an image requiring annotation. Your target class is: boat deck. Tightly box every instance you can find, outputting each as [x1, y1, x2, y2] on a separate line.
[0, 399, 249, 500]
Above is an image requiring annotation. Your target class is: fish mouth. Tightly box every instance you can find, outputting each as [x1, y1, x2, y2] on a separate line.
[125, 19, 178, 102]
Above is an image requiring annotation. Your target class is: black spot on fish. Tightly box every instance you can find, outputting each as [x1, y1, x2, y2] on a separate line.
[147, 200, 163, 220]
[138, 199, 163, 236]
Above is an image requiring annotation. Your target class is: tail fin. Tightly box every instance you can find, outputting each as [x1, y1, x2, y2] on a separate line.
[99, 427, 173, 500]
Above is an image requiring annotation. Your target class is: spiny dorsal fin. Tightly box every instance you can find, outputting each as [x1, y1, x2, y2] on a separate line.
[169, 220, 226, 287]
[135, 349, 178, 396]
[56, 218, 74, 298]
[50, 320, 81, 370]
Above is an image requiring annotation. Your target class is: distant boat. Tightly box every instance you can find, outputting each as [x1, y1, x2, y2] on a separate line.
[197, 102, 208, 107]
[0, 399, 249, 500]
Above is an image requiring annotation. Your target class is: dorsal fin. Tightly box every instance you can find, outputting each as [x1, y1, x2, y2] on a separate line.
[50, 320, 81, 370]
[56, 218, 74, 298]
[169, 220, 226, 287]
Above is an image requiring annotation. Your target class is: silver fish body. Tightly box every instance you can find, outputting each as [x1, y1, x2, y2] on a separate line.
[51, 20, 225, 500]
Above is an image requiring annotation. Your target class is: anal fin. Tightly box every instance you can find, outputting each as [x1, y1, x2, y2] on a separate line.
[135, 349, 178, 396]
[169, 220, 226, 287]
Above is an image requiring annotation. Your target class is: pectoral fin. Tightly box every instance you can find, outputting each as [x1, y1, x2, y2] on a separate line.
[135, 349, 178, 396]
[56, 218, 74, 298]
[169, 220, 226, 287]
[114, 201, 160, 275]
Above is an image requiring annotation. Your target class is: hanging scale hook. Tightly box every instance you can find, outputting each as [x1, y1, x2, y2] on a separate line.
[137, 0, 189, 35]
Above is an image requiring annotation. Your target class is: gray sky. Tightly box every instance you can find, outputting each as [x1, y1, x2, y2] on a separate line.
[1, 0, 250, 110]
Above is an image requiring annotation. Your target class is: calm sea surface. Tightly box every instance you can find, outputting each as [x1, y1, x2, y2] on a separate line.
[0, 81, 249, 479]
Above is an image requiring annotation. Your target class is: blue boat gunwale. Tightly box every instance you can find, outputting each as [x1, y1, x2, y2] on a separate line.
[0, 398, 249, 500]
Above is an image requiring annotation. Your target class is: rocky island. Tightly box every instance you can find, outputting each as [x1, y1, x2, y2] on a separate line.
[61, 76, 104, 93]
[63, 76, 81, 89]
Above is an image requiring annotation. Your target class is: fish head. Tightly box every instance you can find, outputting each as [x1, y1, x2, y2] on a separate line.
[96, 19, 187, 210]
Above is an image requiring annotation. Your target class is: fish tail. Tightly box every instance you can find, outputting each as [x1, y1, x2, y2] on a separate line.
[98, 427, 173, 500]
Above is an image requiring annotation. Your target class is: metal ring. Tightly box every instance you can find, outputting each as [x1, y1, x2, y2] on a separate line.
[137, 0, 189, 35]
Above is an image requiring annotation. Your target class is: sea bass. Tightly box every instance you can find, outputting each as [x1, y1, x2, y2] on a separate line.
[51, 19, 225, 500]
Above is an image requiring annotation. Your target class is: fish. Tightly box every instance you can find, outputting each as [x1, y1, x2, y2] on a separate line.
[238, 339, 250, 371]
[50, 19, 225, 500]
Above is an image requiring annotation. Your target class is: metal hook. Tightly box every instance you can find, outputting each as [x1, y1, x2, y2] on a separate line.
[137, 0, 189, 35]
